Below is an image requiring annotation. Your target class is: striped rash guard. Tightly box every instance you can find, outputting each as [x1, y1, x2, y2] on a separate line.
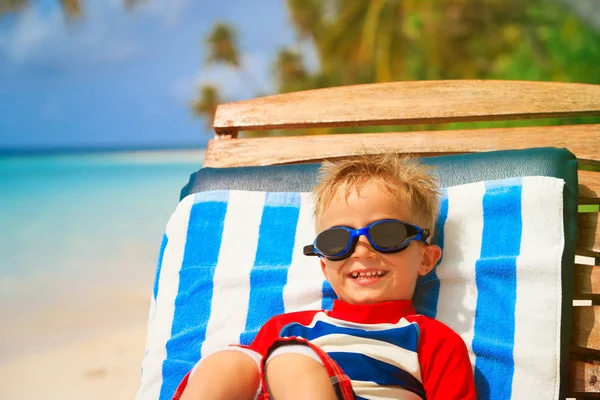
[249, 300, 475, 400]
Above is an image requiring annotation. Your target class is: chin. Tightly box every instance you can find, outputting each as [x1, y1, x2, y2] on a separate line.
[345, 294, 388, 305]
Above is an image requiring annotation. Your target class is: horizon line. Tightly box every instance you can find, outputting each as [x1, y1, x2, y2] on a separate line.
[0, 144, 208, 156]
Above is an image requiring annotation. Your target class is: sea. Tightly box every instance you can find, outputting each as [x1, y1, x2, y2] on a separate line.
[0, 149, 205, 362]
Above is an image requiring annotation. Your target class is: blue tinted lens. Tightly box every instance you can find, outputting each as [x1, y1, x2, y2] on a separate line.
[315, 227, 351, 256]
[368, 220, 412, 250]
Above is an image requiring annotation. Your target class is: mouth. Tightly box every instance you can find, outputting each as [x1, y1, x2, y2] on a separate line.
[348, 270, 388, 281]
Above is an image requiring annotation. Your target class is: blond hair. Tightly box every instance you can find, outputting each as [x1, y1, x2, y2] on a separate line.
[313, 153, 441, 235]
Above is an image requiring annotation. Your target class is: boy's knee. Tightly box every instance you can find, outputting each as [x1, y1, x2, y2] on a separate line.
[182, 349, 261, 400]
[265, 353, 337, 400]
[189, 349, 260, 388]
[197, 348, 260, 376]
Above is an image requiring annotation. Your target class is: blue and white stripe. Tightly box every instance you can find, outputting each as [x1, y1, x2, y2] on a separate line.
[511, 177, 564, 398]
[201, 191, 264, 356]
[284, 192, 325, 312]
[136, 176, 565, 400]
[280, 312, 424, 399]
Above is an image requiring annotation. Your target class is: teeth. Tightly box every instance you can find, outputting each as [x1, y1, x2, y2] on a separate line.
[350, 271, 386, 279]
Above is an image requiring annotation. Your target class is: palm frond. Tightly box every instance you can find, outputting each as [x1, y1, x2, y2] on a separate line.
[205, 23, 240, 68]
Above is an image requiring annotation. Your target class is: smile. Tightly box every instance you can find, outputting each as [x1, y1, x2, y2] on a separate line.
[349, 270, 388, 280]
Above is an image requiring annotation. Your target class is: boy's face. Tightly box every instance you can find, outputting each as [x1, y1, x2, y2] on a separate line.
[318, 182, 441, 305]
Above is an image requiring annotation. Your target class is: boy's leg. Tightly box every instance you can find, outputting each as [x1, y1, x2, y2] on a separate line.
[180, 348, 261, 400]
[265, 348, 339, 400]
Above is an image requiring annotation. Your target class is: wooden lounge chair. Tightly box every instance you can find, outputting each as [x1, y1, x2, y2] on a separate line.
[203, 80, 599, 398]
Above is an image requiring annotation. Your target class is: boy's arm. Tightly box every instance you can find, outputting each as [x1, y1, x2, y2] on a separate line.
[416, 317, 477, 400]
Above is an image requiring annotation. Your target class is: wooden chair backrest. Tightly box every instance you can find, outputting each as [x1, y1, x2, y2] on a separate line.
[205, 80, 600, 397]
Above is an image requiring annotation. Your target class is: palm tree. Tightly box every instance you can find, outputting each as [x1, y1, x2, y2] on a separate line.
[273, 48, 309, 93]
[0, 0, 27, 14]
[554, 0, 600, 34]
[298, 0, 600, 84]
[278, 0, 600, 131]
[299, 0, 407, 85]
[191, 84, 222, 129]
[204, 22, 263, 94]
[60, 0, 82, 18]
[1, 0, 143, 18]
[205, 23, 241, 68]
[194, 0, 600, 134]
[285, 0, 324, 41]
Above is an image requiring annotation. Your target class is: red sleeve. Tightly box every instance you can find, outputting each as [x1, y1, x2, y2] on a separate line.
[411, 316, 477, 400]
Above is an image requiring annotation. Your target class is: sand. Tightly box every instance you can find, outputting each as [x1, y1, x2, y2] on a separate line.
[0, 324, 147, 400]
[0, 285, 151, 400]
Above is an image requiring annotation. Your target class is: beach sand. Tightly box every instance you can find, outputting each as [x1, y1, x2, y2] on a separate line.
[0, 324, 147, 400]
[0, 285, 151, 400]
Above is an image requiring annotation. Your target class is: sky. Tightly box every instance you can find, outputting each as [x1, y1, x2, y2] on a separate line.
[0, 0, 297, 150]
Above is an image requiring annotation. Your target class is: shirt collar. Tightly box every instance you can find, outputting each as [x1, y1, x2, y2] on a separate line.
[328, 299, 416, 324]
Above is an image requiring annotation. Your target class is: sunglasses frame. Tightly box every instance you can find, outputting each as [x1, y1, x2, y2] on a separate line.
[303, 219, 430, 261]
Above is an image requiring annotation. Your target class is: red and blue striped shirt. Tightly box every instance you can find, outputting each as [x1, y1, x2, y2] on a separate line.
[250, 300, 475, 399]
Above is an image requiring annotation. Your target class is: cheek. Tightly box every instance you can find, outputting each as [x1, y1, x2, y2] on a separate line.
[384, 248, 421, 269]
[322, 260, 347, 280]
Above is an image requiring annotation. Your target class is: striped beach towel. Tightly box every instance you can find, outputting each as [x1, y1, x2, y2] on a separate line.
[136, 176, 565, 400]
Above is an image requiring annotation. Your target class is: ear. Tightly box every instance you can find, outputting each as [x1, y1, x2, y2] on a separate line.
[418, 244, 442, 276]
[320, 258, 329, 280]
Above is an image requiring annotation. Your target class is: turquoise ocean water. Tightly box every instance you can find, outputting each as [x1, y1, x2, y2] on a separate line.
[0, 150, 205, 360]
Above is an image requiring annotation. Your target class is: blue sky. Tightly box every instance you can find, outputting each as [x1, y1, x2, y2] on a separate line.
[0, 0, 297, 150]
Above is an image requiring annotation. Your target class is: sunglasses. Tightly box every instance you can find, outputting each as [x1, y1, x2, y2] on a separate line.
[303, 219, 430, 261]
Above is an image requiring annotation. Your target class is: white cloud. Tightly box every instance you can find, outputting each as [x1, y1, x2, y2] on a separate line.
[194, 65, 244, 99]
[169, 76, 196, 103]
[6, 7, 61, 63]
[141, 0, 189, 27]
[1, 2, 142, 69]
[242, 51, 275, 94]
[192, 51, 274, 101]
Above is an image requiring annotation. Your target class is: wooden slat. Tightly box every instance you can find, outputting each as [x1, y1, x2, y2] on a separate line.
[579, 212, 600, 254]
[580, 169, 600, 203]
[205, 124, 600, 167]
[577, 249, 600, 264]
[568, 359, 600, 396]
[213, 81, 600, 135]
[573, 306, 600, 351]
[574, 264, 600, 300]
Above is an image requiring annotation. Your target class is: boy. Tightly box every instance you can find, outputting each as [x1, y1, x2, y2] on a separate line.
[175, 153, 476, 400]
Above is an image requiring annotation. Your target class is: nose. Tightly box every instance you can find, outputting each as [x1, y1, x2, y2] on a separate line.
[350, 235, 377, 258]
